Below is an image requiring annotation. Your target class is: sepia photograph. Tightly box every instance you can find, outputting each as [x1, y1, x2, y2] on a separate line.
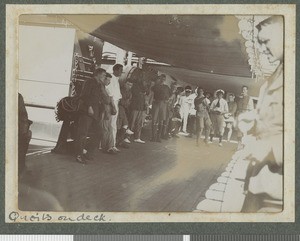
[5, 4, 295, 222]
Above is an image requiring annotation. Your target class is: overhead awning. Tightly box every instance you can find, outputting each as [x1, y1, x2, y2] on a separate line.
[64, 15, 251, 75]
[63, 14, 262, 95]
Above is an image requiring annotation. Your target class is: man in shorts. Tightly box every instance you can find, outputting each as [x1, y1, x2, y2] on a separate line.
[150, 74, 171, 142]
[194, 87, 212, 145]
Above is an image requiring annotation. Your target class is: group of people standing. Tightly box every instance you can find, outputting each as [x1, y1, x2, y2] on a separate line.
[75, 61, 256, 164]
[168, 84, 254, 148]
[75, 64, 148, 164]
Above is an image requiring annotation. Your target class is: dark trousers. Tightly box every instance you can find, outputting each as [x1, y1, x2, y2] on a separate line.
[171, 120, 181, 135]
[187, 115, 196, 135]
[116, 127, 126, 146]
[18, 130, 32, 175]
[52, 119, 77, 153]
[117, 105, 129, 129]
[76, 114, 101, 156]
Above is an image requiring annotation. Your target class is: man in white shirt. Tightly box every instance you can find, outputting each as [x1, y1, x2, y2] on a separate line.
[209, 89, 228, 146]
[178, 86, 195, 134]
[105, 64, 123, 152]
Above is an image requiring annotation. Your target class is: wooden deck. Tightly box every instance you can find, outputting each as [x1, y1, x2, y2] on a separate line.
[20, 135, 237, 212]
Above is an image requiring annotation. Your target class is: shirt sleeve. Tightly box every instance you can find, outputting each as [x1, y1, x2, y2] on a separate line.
[105, 84, 113, 97]
[204, 98, 211, 107]
[248, 97, 254, 110]
[210, 100, 215, 110]
[224, 100, 229, 113]
[100, 85, 111, 105]
[194, 98, 199, 109]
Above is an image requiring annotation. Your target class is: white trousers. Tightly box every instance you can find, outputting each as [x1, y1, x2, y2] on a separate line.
[111, 99, 119, 146]
[180, 108, 189, 133]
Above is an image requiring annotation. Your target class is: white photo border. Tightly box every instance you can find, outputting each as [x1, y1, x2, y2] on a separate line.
[5, 4, 296, 223]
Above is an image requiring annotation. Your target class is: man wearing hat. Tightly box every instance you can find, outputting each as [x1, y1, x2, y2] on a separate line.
[178, 85, 195, 134]
[209, 89, 228, 146]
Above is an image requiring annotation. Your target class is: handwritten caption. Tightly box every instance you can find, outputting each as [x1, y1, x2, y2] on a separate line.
[8, 211, 109, 222]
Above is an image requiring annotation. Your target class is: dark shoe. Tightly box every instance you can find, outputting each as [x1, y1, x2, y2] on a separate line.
[76, 155, 87, 164]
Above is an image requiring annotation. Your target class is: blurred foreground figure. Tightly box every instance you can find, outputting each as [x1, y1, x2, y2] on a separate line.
[18, 93, 32, 177]
[238, 16, 284, 211]
[19, 183, 63, 211]
[195, 16, 284, 213]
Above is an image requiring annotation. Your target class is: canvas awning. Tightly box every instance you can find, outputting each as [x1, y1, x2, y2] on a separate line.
[63, 14, 259, 95]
